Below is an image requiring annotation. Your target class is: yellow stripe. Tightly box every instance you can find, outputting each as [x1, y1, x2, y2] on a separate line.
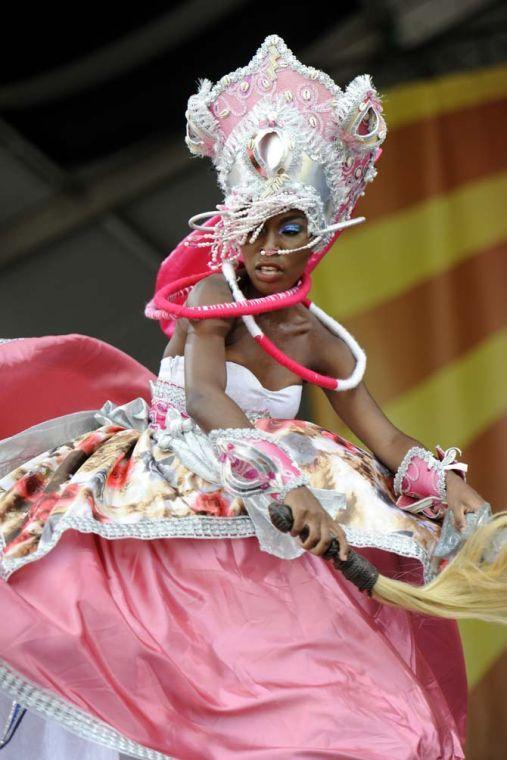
[383, 328, 507, 446]
[458, 619, 506, 689]
[313, 173, 507, 321]
[384, 329, 507, 687]
[308, 326, 507, 445]
[308, 331, 507, 688]
[383, 64, 507, 130]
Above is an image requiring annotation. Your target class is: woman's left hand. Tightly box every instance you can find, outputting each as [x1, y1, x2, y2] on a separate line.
[445, 471, 487, 532]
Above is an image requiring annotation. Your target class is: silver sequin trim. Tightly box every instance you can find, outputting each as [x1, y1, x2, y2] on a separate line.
[1, 510, 436, 583]
[0, 514, 257, 581]
[0, 660, 174, 760]
[209, 427, 309, 471]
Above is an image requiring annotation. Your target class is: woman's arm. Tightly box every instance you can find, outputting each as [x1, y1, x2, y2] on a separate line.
[312, 323, 485, 528]
[183, 277, 349, 558]
[183, 275, 255, 434]
[312, 323, 414, 471]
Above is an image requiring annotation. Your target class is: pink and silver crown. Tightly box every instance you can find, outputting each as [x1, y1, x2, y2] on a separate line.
[184, 34, 387, 268]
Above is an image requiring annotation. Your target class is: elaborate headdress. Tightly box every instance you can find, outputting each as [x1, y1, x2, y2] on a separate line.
[145, 34, 387, 391]
[184, 34, 386, 266]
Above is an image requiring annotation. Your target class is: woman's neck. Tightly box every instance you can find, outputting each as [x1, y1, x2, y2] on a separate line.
[234, 267, 297, 323]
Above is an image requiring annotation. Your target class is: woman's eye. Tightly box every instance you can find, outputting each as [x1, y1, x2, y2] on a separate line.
[281, 224, 304, 236]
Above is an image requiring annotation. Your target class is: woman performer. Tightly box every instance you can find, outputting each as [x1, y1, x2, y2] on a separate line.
[0, 34, 506, 760]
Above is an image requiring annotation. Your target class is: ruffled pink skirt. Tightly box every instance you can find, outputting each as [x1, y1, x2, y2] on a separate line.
[0, 336, 467, 759]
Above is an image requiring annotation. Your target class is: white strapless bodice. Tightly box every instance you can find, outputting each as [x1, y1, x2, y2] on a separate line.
[152, 355, 302, 422]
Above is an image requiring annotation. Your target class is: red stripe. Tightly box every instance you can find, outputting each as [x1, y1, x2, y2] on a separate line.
[358, 99, 507, 222]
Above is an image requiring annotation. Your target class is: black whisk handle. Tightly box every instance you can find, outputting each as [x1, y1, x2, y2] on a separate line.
[268, 502, 379, 597]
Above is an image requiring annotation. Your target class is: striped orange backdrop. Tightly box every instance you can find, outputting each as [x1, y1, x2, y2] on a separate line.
[307, 64, 507, 759]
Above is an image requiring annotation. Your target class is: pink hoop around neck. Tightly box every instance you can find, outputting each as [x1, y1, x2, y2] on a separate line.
[150, 269, 312, 320]
[253, 330, 338, 390]
[145, 209, 367, 391]
[221, 262, 366, 392]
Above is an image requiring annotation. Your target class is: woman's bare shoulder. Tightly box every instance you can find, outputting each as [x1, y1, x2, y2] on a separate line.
[186, 272, 233, 307]
[162, 275, 236, 359]
[306, 309, 356, 375]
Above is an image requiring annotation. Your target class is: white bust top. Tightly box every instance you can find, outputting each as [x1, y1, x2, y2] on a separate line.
[159, 355, 302, 420]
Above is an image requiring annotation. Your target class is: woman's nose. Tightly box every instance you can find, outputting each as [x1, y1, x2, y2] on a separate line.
[260, 227, 279, 254]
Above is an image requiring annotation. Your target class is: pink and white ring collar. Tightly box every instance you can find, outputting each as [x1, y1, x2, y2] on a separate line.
[144, 211, 367, 392]
[148, 268, 312, 320]
[221, 260, 366, 391]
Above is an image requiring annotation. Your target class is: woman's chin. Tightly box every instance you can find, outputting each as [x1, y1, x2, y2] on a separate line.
[253, 269, 286, 286]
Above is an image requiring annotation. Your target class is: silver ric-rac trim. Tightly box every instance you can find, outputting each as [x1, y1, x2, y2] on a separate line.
[1, 509, 436, 584]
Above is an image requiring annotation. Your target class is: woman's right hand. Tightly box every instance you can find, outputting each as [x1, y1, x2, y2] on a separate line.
[283, 485, 349, 561]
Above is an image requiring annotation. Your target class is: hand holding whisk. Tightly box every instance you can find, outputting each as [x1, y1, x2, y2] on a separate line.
[268, 500, 507, 625]
[268, 502, 379, 597]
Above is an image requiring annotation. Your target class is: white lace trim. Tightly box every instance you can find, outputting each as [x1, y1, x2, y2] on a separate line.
[208, 427, 302, 465]
[207, 35, 345, 106]
[1, 510, 435, 583]
[150, 380, 187, 409]
[208, 427, 293, 452]
[0, 660, 174, 760]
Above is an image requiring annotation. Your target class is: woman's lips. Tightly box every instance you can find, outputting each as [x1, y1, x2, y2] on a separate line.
[254, 264, 285, 282]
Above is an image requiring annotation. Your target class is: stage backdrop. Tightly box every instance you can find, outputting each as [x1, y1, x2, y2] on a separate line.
[308, 63, 506, 760]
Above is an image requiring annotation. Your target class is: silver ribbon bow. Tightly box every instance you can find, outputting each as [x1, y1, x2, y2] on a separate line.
[94, 397, 151, 431]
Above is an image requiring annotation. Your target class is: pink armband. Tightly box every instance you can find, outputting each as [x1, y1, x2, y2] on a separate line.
[393, 445, 468, 519]
[208, 427, 310, 500]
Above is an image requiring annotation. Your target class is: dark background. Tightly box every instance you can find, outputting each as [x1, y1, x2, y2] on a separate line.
[0, 0, 504, 371]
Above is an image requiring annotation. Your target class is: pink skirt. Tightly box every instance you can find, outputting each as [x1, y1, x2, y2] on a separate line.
[0, 335, 467, 759]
